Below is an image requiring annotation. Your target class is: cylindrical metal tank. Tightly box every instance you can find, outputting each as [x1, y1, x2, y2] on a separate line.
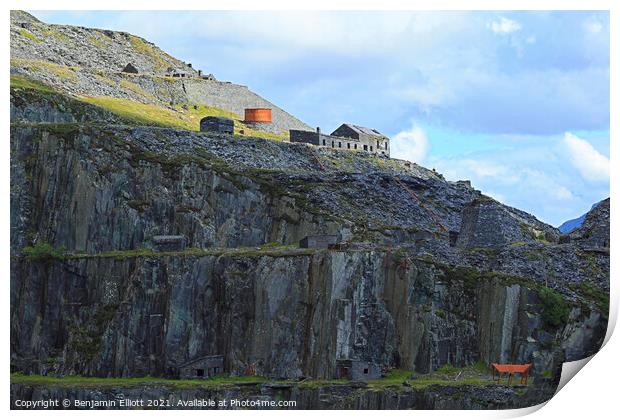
[244, 108, 272, 123]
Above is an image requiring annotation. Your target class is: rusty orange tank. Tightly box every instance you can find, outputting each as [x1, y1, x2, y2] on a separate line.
[244, 108, 272, 123]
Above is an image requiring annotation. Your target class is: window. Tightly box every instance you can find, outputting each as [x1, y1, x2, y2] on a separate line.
[332, 141, 334, 147]
[354, 144, 357, 149]
[347, 143, 350, 149]
[322, 139, 326, 146]
[377, 140, 380, 148]
[363, 368, 369, 374]
[385, 141, 388, 149]
[338, 142, 342, 148]
[213, 367, 219, 373]
[196, 369, 205, 377]
[364, 145, 368, 151]
[370, 146, 373, 151]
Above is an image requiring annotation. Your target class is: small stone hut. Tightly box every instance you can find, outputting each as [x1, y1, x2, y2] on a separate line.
[121, 63, 139, 74]
[299, 235, 338, 249]
[335, 359, 381, 381]
[152, 235, 187, 252]
[200, 116, 234, 134]
[178, 355, 224, 379]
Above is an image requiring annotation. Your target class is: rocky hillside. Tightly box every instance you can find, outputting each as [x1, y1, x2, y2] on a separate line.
[10, 11, 311, 136]
[9, 11, 609, 411]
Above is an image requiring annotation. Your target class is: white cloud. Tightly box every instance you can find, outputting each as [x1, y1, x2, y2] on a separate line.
[562, 132, 609, 181]
[390, 124, 429, 164]
[489, 17, 521, 34]
[584, 19, 603, 34]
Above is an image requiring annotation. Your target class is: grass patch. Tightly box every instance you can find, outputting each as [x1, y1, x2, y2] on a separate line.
[22, 242, 65, 261]
[39, 26, 70, 42]
[539, 286, 570, 328]
[436, 364, 461, 375]
[19, 28, 43, 43]
[11, 58, 78, 80]
[80, 96, 287, 140]
[10, 74, 56, 93]
[366, 368, 493, 390]
[61, 244, 314, 261]
[88, 33, 112, 49]
[129, 36, 170, 71]
[81, 96, 193, 129]
[10, 72, 286, 141]
[11, 368, 501, 391]
[437, 265, 482, 292]
[10, 373, 266, 390]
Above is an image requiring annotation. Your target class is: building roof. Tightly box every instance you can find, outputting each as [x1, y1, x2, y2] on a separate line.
[200, 116, 234, 123]
[341, 124, 386, 137]
[122, 63, 138, 73]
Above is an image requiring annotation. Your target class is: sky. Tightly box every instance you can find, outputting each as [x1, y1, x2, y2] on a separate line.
[30, 11, 610, 226]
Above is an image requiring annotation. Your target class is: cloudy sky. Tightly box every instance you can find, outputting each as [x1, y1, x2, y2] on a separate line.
[31, 11, 610, 226]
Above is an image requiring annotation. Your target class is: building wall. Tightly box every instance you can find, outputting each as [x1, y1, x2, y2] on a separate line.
[350, 361, 381, 380]
[357, 133, 390, 156]
[200, 117, 234, 134]
[152, 236, 187, 252]
[335, 360, 382, 381]
[289, 130, 320, 145]
[289, 129, 388, 156]
[300, 235, 338, 248]
[330, 124, 390, 156]
[179, 356, 224, 379]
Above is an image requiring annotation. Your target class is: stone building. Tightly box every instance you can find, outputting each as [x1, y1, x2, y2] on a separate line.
[166, 67, 187, 77]
[335, 359, 382, 381]
[178, 355, 224, 379]
[152, 235, 187, 252]
[331, 124, 390, 156]
[121, 63, 138, 74]
[289, 124, 390, 157]
[200, 116, 234, 134]
[299, 235, 338, 249]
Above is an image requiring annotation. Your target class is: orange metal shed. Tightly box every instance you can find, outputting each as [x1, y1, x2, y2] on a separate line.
[244, 108, 272, 123]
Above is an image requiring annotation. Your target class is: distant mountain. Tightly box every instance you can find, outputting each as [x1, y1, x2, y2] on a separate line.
[558, 200, 603, 233]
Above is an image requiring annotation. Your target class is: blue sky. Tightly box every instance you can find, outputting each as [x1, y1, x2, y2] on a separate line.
[31, 11, 610, 226]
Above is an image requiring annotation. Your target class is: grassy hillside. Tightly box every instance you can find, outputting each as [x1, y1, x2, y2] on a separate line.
[11, 75, 287, 140]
